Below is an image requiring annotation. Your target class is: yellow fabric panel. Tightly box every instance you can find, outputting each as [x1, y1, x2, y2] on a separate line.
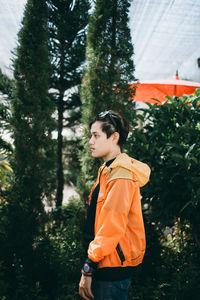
[106, 167, 133, 184]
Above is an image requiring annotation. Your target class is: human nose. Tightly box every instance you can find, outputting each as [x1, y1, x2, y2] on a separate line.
[89, 136, 94, 145]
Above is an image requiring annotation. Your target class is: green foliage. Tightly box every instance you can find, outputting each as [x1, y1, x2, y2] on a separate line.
[0, 69, 13, 152]
[47, 0, 90, 206]
[0, 197, 44, 300]
[12, 0, 56, 209]
[126, 90, 200, 299]
[1, 1, 57, 296]
[159, 221, 200, 299]
[0, 152, 13, 198]
[0, 68, 13, 99]
[0, 198, 85, 299]
[63, 137, 82, 185]
[34, 199, 85, 299]
[129, 220, 200, 299]
[78, 0, 137, 202]
[48, 0, 90, 91]
[127, 90, 200, 229]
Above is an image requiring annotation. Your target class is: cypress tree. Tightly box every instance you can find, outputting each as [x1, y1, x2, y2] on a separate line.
[0, 68, 13, 99]
[48, 0, 90, 207]
[78, 0, 136, 202]
[0, 69, 13, 152]
[7, 0, 56, 277]
[13, 0, 56, 210]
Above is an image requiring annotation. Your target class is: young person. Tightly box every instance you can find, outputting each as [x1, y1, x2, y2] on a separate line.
[79, 111, 151, 300]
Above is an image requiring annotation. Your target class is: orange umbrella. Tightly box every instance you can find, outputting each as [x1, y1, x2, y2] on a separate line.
[130, 76, 200, 105]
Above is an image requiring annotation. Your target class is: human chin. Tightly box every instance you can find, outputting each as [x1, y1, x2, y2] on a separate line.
[91, 150, 102, 158]
[92, 153, 101, 158]
[90, 150, 99, 158]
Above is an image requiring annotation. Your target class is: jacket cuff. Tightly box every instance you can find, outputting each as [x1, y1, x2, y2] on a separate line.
[85, 257, 98, 269]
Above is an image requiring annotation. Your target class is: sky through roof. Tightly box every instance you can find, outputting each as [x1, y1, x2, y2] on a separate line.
[0, 0, 199, 81]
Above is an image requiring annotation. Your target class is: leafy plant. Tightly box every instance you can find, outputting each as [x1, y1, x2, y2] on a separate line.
[127, 90, 200, 299]
[127, 90, 200, 243]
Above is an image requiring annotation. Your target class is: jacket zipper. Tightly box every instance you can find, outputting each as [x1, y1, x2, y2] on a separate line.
[116, 243, 125, 265]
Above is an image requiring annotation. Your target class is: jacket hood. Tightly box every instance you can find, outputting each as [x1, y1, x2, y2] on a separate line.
[105, 153, 151, 187]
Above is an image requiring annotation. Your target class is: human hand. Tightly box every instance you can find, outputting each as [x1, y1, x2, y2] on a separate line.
[79, 274, 94, 299]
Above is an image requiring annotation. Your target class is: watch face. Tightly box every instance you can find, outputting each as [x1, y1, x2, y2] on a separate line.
[83, 263, 90, 273]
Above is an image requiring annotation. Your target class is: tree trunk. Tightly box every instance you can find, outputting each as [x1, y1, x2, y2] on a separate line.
[56, 92, 64, 208]
[110, 4, 117, 70]
[193, 223, 200, 248]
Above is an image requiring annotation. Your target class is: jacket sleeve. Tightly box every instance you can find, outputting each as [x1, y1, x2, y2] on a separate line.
[88, 178, 136, 262]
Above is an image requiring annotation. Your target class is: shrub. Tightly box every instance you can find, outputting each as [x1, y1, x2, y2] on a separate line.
[0, 198, 86, 299]
[127, 90, 200, 237]
[127, 90, 200, 299]
[33, 199, 86, 299]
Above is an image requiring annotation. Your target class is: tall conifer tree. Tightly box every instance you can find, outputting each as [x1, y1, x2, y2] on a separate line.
[48, 0, 90, 207]
[78, 0, 136, 201]
[0, 69, 13, 152]
[8, 0, 56, 272]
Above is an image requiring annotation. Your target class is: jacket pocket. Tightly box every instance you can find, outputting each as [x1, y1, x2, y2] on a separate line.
[116, 243, 125, 265]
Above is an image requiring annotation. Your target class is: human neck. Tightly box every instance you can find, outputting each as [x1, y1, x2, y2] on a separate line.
[103, 148, 121, 162]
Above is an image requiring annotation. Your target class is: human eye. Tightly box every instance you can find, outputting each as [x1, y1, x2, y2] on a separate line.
[89, 133, 97, 140]
[91, 132, 99, 138]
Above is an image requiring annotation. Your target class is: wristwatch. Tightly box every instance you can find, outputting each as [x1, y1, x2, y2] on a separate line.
[83, 263, 92, 273]
[81, 258, 98, 276]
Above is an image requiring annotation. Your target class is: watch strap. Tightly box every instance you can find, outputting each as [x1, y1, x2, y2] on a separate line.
[81, 269, 93, 277]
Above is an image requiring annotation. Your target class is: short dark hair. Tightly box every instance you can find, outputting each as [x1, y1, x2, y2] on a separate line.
[89, 111, 129, 147]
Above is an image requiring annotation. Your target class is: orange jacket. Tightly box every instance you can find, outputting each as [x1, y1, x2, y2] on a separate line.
[87, 153, 151, 269]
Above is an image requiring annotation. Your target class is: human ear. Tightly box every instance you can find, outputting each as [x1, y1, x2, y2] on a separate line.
[112, 132, 120, 144]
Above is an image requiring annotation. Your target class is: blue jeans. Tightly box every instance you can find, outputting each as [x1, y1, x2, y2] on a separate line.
[92, 278, 131, 300]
